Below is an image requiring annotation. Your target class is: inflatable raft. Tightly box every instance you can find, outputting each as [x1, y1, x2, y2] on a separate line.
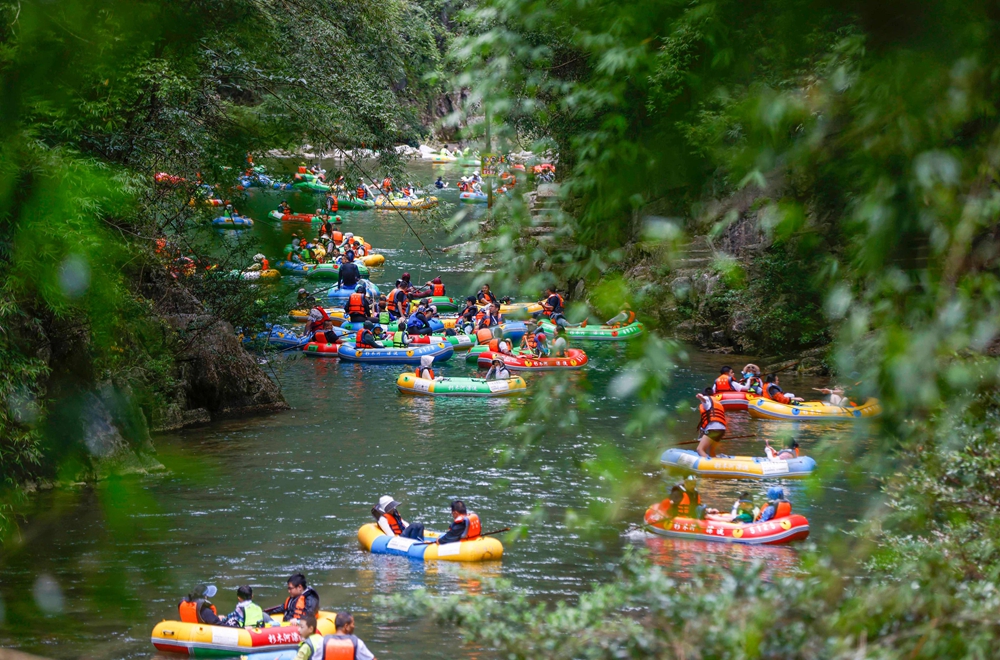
[476, 348, 588, 371]
[356, 253, 385, 267]
[374, 196, 439, 210]
[268, 210, 319, 223]
[459, 191, 488, 203]
[328, 280, 380, 306]
[336, 195, 375, 210]
[493, 302, 544, 318]
[274, 261, 314, 276]
[289, 308, 347, 325]
[397, 373, 527, 397]
[303, 341, 342, 356]
[292, 180, 330, 192]
[717, 392, 752, 411]
[243, 325, 312, 350]
[305, 262, 369, 281]
[357, 523, 503, 561]
[660, 448, 817, 479]
[643, 501, 810, 545]
[340, 318, 445, 334]
[337, 341, 454, 364]
[151, 612, 337, 656]
[212, 215, 253, 228]
[747, 397, 882, 421]
[409, 296, 458, 313]
[537, 319, 644, 341]
[231, 269, 281, 281]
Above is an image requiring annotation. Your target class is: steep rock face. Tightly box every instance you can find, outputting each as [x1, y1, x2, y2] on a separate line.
[148, 278, 289, 430]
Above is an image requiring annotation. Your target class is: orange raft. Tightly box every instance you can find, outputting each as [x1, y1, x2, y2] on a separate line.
[643, 501, 810, 545]
[475, 348, 588, 371]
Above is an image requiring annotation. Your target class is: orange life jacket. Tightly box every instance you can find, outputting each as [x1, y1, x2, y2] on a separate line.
[773, 500, 792, 518]
[332, 230, 343, 244]
[381, 177, 392, 191]
[178, 599, 217, 623]
[524, 333, 537, 349]
[544, 293, 564, 316]
[699, 395, 727, 430]
[355, 329, 375, 348]
[419, 367, 435, 380]
[456, 512, 481, 539]
[431, 284, 444, 296]
[765, 384, 792, 404]
[322, 635, 358, 660]
[476, 329, 494, 345]
[488, 339, 501, 352]
[384, 511, 405, 535]
[388, 288, 406, 314]
[261, 258, 270, 271]
[357, 186, 366, 198]
[714, 374, 734, 392]
[298, 166, 308, 174]
[283, 594, 309, 620]
[347, 294, 366, 315]
[328, 196, 338, 211]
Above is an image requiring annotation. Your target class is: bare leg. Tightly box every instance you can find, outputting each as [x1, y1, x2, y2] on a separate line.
[696, 434, 713, 458]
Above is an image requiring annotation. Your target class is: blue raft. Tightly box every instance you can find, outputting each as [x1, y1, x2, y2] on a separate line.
[337, 341, 454, 364]
[660, 448, 817, 479]
[243, 325, 312, 350]
[212, 215, 253, 228]
[328, 280, 380, 305]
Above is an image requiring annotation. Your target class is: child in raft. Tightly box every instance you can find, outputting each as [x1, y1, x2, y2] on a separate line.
[764, 438, 802, 461]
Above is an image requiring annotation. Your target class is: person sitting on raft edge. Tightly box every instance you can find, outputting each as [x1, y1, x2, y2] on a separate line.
[373, 495, 425, 540]
[223, 585, 274, 628]
[763, 374, 803, 404]
[178, 584, 224, 624]
[434, 500, 482, 544]
[712, 365, 748, 393]
[264, 573, 320, 623]
[758, 487, 793, 522]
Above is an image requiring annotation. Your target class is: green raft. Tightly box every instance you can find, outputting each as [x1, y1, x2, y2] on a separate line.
[537, 319, 644, 341]
[409, 295, 459, 313]
[305, 262, 370, 280]
[464, 345, 534, 363]
[397, 373, 527, 397]
[336, 195, 375, 210]
[293, 180, 331, 192]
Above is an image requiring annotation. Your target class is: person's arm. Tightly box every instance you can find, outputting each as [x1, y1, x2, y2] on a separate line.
[730, 378, 748, 392]
[305, 593, 320, 616]
[354, 638, 377, 660]
[377, 516, 394, 536]
[200, 604, 224, 625]
[436, 519, 467, 544]
[484, 366, 496, 380]
[264, 604, 284, 615]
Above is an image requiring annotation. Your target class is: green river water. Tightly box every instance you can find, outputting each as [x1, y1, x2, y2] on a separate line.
[0, 161, 875, 659]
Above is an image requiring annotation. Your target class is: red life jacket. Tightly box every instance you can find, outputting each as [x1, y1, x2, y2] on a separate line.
[347, 294, 366, 315]
[457, 512, 481, 539]
[356, 186, 366, 198]
[260, 257, 269, 271]
[323, 635, 359, 660]
[355, 329, 375, 348]
[298, 166, 308, 174]
[178, 599, 217, 623]
[699, 395, 727, 430]
[384, 511, 405, 535]
[714, 374, 734, 392]
[329, 196, 338, 211]
[432, 284, 445, 296]
[773, 500, 792, 518]
[381, 177, 392, 191]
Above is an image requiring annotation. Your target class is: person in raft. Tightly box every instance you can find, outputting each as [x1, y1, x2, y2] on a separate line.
[417, 354, 437, 380]
[435, 500, 482, 544]
[664, 477, 703, 519]
[712, 366, 749, 394]
[706, 491, 757, 524]
[323, 612, 378, 660]
[484, 356, 511, 381]
[223, 585, 274, 628]
[817, 386, 852, 406]
[265, 573, 320, 623]
[373, 495, 425, 540]
[178, 584, 224, 624]
[763, 374, 803, 404]
[758, 487, 793, 521]
[741, 364, 763, 395]
[277, 200, 292, 215]
[695, 387, 727, 458]
[294, 615, 325, 660]
[764, 438, 801, 461]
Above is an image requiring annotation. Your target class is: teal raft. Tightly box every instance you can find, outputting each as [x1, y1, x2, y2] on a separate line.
[305, 262, 369, 280]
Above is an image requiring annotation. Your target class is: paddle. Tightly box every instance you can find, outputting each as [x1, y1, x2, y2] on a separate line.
[672, 434, 758, 447]
[413, 527, 511, 546]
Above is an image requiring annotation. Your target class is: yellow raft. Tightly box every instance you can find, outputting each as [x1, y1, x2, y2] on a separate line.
[151, 612, 337, 656]
[357, 523, 503, 562]
[288, 308, 348, 325]
[374, 196, 439, 210]
[747, 397, 882, 420]
[357, 253, 385, 267]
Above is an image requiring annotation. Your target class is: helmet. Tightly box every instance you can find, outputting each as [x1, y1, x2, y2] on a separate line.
[297, 288, 307, 295]
[432, 277, 442, 284]
[402, 272, 411, 280]
[335, 215, 341, 222]
[253, 254, 264, 262]
[355, 284, 366, 293]
[767, 487, 784, 500]
[363, 321, 374, 330]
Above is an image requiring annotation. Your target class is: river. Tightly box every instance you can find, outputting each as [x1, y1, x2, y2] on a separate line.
[0, 160, 875, 659]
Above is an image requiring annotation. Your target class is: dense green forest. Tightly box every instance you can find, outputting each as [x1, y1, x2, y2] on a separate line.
[5, 0, 1000, 657]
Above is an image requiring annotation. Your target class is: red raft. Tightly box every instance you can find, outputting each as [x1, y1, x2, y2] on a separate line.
[269, 210, 318, 223]
[476, 348, 588, 371]
[643, 501, 810, 545]
[303, 341, 341, 356]
[717, 391, 751, 410]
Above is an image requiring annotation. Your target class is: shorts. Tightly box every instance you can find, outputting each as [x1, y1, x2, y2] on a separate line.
[703, 428, 725, 442]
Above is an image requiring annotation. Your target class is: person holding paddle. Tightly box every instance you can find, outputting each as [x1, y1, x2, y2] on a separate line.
[435, 500, 481, 544]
